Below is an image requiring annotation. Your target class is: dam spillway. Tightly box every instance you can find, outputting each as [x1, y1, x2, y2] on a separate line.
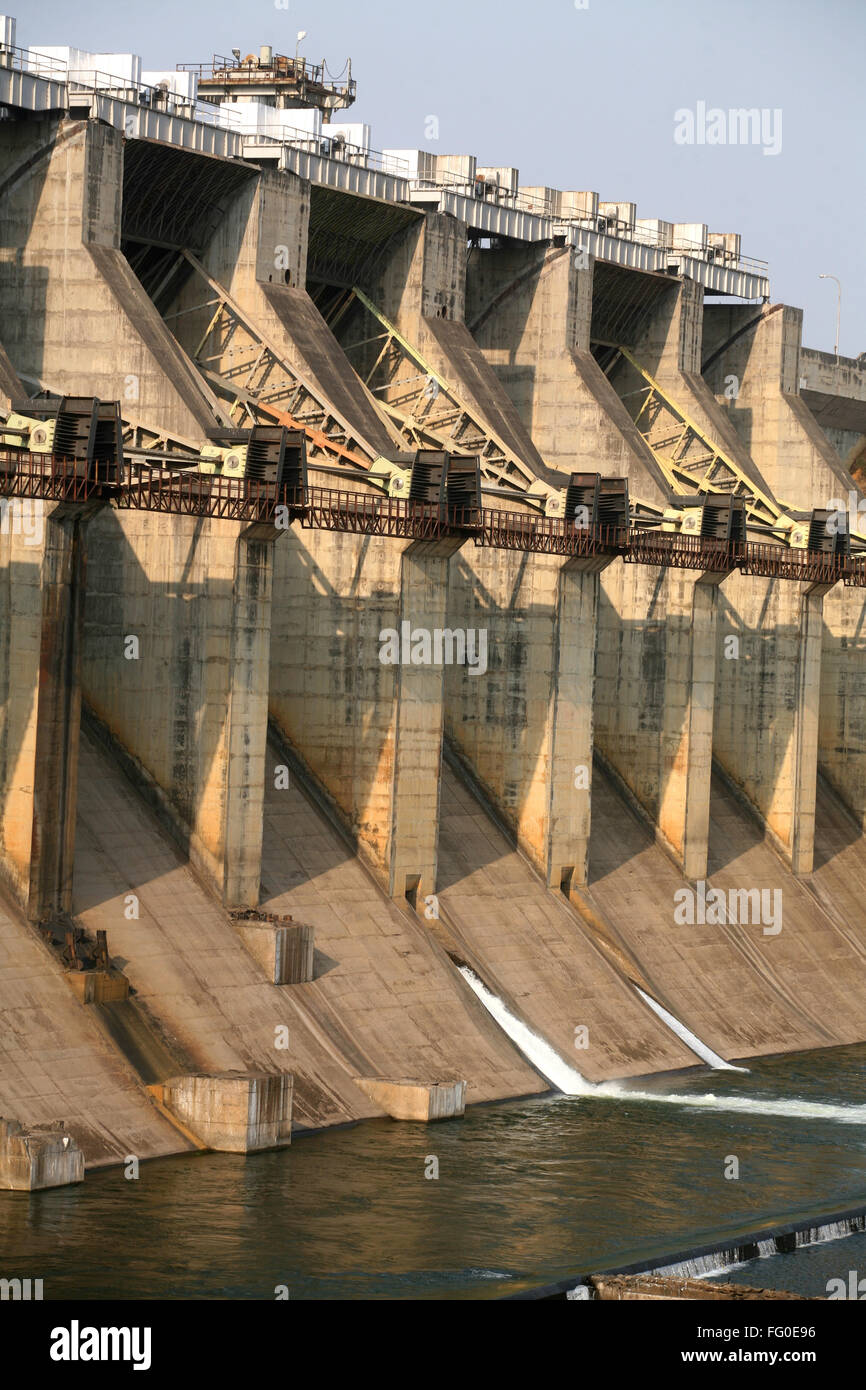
[1, 14, 866, 1193]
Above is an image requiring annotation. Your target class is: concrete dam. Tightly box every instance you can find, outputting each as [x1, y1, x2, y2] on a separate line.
[3, 16, 866, 1187]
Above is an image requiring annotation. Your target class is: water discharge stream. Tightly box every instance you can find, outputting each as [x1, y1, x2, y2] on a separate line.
[459, 965, 866, 1127]
[634, 984, 747, 1072]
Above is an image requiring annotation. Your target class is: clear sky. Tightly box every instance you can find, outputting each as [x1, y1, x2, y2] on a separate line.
[8, 0, 865, 355]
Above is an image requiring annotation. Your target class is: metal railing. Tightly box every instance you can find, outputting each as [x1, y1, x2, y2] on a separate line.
[411, 165, 768, 277]
[243, 127, 410, 177]
[473, 512, 626, 556]
[0, 43, 68, 78]
[0, 450, 102, 502]
[845, 556, 866, 588]
[2, 452, 863, 581]
[301, 486, 451, 539]
[624, 530, 736, 572]
[116, 465, 288, 521]
[0, 41, 767, 277]
[736, 539, 851, 585]
[176, 54, 355, 100]
[0, 42, 767, 276]
[0, 47, 248, 131]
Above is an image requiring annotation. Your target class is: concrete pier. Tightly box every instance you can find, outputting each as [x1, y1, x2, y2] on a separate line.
[0, 505, 92, 920]
[155, 1072, 293, 1153]
[703, 303, 854, 511]
[354, 1077, 466, 1121]
[463, 245, 731, 879]
[0, 1116, 85, 1190]
[234, 915, 315, 985]
[167, 165, 399, 460]
[370, 211, 553, 484]
[623, 276, 773, 501]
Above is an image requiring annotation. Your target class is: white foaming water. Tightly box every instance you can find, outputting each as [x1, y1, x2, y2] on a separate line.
[609, 1086, 866, 1126]
[634, 986, 748, 1073]
[460, 965, 866, 1127]
[459, 966, 594, 1094]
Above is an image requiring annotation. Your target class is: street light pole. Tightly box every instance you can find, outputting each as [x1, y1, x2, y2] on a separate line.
[819, 273, 842, 358]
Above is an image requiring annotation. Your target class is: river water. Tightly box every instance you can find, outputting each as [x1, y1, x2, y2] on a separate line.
[3, 1042, 866, 1300]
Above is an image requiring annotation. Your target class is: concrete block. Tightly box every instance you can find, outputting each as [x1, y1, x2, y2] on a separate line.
[154, 1072, 293, 1152]
[0, 1118, 85, 1190]
[560, 190, 598, 220]
[65, 969, 130, 1004]
[354, 1077, 466, 1121]
[476, 166, 519, 198]
[599, 201, 636, 232]
[672, 222, 708, 252]
[519, 186, 561, 217]
[235, 920, 315, 984]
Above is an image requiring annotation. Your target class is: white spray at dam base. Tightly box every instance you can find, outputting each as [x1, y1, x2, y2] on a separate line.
[459, 965, 866, 1127]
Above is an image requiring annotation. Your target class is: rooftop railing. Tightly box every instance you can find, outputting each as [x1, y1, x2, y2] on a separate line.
[410, 165, 768, 276]
[0, 42, 68, 78]
[243, 126, 410, 177]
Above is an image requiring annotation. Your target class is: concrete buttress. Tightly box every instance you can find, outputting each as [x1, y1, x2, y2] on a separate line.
[369, 212, 553, 483]
[465, 241, 669, 499]
[0, 117, 222, 436]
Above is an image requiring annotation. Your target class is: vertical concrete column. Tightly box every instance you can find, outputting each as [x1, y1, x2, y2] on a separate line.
[548, 556, 609, 892]
[0, 504, 93, 919]
[594, 561, 724, 881]
[714, 574, 831, 875]
[445, 541, 605, 892]
[675, 576, 724, 881]
[82, 514, 275, 908]
[269, 527, 462, 904]
[791, 583, 829, 876]
[223, 529, 274, 906]
[390, 539, 464, 903]
[819, 585, 866, 832]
